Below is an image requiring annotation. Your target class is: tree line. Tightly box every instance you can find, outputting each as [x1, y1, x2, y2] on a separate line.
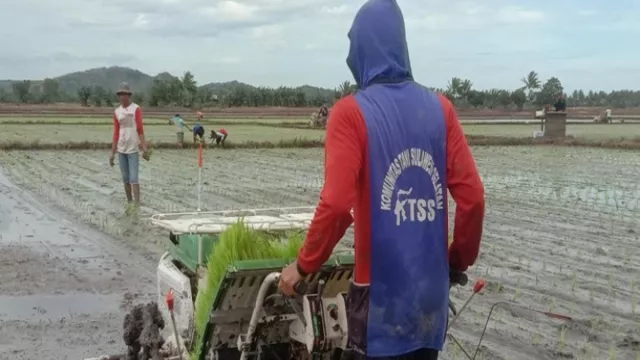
[1, 70, 640, 109]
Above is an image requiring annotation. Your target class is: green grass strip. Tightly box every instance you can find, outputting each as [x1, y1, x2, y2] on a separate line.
[190, 221, 304, 360]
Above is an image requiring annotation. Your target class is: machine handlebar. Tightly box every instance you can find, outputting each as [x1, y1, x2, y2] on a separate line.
[450, 270, 468, 287]
[293, 271, 468, 295]
[293, 281, 309, 295]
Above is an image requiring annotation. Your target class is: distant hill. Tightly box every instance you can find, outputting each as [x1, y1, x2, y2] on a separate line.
[0, 66, 336, 99]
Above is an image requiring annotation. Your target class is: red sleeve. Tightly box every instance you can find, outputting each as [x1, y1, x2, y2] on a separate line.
[297, 96, 364, 274]
[135, 107, 144, 136]
[440, 94, 485, 272]
[113, 113, 120, 143]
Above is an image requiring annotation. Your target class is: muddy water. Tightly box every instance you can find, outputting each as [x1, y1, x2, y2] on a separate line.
[0, 147, 639, 359]
[0, 170, 156, 359]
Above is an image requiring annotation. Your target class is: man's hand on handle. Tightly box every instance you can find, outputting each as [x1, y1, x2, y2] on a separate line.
[279, 262, 304, 297]
[449, 268, 468, 288]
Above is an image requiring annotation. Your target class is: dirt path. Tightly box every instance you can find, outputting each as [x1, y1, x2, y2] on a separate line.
[0, 170, 156, 360]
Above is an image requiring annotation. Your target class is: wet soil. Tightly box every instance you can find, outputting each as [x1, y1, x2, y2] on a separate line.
[0, 147, 639, 359]
[0, 170, 156, 359]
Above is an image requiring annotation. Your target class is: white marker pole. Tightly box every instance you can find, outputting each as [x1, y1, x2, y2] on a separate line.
[197, 142, 203, 212]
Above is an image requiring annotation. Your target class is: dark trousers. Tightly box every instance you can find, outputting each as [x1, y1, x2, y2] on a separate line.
[341, 348, 439, 360]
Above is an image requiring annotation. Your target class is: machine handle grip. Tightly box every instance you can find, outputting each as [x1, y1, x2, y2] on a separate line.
[450, 270, 468, 286]
[294, 281, 308, 295]
[166, 289, 175, 311]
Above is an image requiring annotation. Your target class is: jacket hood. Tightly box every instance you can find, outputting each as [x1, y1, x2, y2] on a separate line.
[346, 0, 413, 89]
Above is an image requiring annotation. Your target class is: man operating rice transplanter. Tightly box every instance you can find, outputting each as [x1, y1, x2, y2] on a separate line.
[109, 82, 149, 213]
[278, 0, 486, 359]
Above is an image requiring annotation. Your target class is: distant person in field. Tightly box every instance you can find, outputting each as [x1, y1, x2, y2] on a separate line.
[171, 114, 191, 146]
[319, 105, 329, 118]
[210, 128, 228, 147]
[554, 95, 566, 112]
[109, 82, 149, 209]
[192, 124, 205, 144]
[196, 111, 204, 121]
[278, 1, 485, 359]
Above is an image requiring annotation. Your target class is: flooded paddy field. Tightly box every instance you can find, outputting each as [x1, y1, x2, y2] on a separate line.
[0, 146, 639, 359]
[0, 170, 156, 359]
[2, 122, 640, 147]
[461, 123, 640, 139]
[0, 123, 325, 144]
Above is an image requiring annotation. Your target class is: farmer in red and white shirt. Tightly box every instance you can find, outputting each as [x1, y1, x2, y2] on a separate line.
[109, 82, 149, 207]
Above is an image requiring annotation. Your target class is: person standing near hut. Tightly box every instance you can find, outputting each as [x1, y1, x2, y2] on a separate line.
[109, 82, 149, 211]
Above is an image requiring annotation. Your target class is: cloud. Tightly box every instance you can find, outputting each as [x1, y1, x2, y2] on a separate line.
[496, 6, 545, 23]
[0, 0, 638, 92]
[577, 9, 596, 16]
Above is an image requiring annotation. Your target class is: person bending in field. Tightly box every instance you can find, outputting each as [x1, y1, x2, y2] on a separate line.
[171, 114, 191, 146]
[192, 124, 205, 144]
[278, 1, 485, 359]
[319, 105, 329, 118]
[109, 82, 149, 210]
[209, 128, 228, 147]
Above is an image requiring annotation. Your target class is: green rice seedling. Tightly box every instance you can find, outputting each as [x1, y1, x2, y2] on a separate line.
[532, 334, 540, 346]
[609, 343, 616, 360]
[581, 342, 591, 358]
[632, 279, 637, 314]
[558, 326, 567, 352]
[571, 271, 577, 293]
[190, 222, 304, 360]
[609, 272, 615, 288]
[450, 342, 461, 359]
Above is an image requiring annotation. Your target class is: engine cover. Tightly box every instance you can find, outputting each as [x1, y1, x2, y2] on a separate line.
[289, 292, 349, 355]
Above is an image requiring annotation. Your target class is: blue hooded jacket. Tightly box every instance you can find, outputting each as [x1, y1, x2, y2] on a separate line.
[347, 0, 450, 356]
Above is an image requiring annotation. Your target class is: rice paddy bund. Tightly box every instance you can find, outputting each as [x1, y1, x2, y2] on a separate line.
[1, 117, 640, 147]
[1, 113, 640, 359]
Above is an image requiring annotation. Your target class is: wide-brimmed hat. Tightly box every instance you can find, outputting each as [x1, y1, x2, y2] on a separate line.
[116, 82, 132, 95]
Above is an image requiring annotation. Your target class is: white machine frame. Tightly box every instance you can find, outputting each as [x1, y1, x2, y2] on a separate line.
[150, 206, 318, 235]
[236, 272, 349, 360]
[152, 206, 351, 359]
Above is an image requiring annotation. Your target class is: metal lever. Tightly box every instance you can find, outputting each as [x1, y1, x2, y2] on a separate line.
[294, 280, 308, 295]
[285, 297, 307, 327]
[284, 280, 309, 327]
[447, 278, 486, 331]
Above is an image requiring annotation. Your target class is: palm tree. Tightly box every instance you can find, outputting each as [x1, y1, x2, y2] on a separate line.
[521, 71, 541, 104]
[338, 81, 354, 98]
[446, 77, 462, 99]
[459, 79, 473, 100]
[521, 71, 541, 93]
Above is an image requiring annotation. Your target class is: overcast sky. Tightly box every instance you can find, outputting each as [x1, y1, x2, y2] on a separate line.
[1, 0, 639, 91]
